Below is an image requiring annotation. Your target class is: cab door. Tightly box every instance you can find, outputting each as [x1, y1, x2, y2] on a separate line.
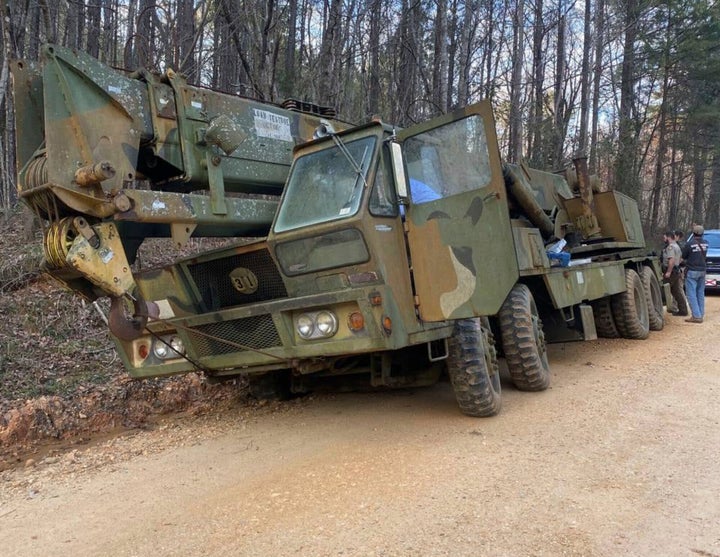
[398, 101, 518, 321]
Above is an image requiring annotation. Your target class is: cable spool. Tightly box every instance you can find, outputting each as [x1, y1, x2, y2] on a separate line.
[43, 217, 77, 268]
[23, 155, 48, 191]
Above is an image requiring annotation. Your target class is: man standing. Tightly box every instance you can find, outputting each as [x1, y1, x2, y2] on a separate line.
[662, 231, 687, 316]
[681, 224, 709, 323]
[674, 228, 689, 310]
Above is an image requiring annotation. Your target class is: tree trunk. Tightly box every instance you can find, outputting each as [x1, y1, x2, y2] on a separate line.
[692, 145, 706, 226]
[578, 0, 591, 155]
[317, 0, 342, 105]
[484, 0, 495, 99]
[589, 0, 604, 173]
[649, 13, 672, 231]
[529, 0, 544, 166]
[64, 0, 79, 49]
[102, 0, 118, 66]
[508, 0, 525, 162]
[0, 0, 15, 212]
[284, 0, 298, 94]
[87, 0, 102, 59]
[650, 97, 668, 231]
[123, 0, 137, 69]
[177, 0, 197, 82]
[220, 0, 261, 98]
[367, 0, 381, 115]
[456, 0, 476, 106]
[394, 0, 421, 125]
[668, 132, 680, 227]
[38, 0, 57, 44]
[447, 0, 457, 110]
[27, 0, 41, 61]
[552, 13, 566, 169]
[136, 0, 155, 69]
[614, 0, 640, 196]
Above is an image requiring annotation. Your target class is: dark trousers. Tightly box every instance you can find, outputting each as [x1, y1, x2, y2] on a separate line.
[664, 271, 688, 315]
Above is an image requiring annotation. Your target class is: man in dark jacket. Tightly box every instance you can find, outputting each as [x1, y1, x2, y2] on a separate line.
[681, 224, 709, 323]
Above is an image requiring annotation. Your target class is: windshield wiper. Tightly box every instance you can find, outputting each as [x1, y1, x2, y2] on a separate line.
[316, 119, 368, 189]
[331, 134, 365, 179]
[339, 144, 370, 215]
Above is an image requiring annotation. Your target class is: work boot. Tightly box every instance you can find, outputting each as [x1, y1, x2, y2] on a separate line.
[684, 317, 703, 323]
[671, 311, 688, 316]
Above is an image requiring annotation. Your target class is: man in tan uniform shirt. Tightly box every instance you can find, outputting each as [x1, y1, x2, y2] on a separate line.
[662, 231, 687, 316]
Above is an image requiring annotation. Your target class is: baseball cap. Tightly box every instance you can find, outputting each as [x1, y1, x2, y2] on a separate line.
[693, 225, 704, 235]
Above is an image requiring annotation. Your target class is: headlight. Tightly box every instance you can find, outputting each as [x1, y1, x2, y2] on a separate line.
[297, 314, 315, 339]
[316, 311, 338, 336]
[153, 341, 169, 359]
[295, 310, 339, 340]
[169, 336, 185, 355]
[152, 335, 185, 360]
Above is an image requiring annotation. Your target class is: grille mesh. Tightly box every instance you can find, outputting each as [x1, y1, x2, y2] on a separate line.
[188, 314, 281, 357]
[186, 248, 287, 310]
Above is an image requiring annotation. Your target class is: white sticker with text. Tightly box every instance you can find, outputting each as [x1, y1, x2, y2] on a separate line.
[254, 109, 293, 142]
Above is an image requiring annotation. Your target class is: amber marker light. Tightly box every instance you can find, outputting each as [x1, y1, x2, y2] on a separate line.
[382, 315, 393, 334]
[348, 311, 365, 332]
[138, 343, 149, 360]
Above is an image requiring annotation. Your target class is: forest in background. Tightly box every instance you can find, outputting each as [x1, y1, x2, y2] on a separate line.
[0, 0, 719, 234]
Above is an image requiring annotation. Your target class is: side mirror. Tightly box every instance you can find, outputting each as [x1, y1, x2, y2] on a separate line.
[389, 142, 409, 200]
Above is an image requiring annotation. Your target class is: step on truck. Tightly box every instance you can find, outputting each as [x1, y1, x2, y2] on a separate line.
[11, 45, 666, 416]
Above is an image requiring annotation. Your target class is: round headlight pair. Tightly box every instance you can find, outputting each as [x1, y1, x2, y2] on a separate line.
[296, 310, 339, 340]
[152, 335, 185, 360]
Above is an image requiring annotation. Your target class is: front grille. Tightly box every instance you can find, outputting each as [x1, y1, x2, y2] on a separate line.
[187, 314, 282, 357]
[706, 257, 720, 274]
[186, 248, 288, 310]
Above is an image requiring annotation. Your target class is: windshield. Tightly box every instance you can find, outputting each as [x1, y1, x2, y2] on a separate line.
[274, 136, 377, 232]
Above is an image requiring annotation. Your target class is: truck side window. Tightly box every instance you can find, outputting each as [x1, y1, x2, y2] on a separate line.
[404, 115, 492, 202]
[369, 146, 399, 217]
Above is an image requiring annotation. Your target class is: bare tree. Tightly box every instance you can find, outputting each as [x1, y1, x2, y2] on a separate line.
[528, 0, 545, 167]
[317, 0, 343, 105]
[578, 0, 592, 155]
[508, 0, 525, 162]
[614, 0, 641, 196]
[432, 0, 449, 114]
[589, 0, 604, 173]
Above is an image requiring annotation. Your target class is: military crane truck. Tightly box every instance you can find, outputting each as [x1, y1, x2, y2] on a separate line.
[11, 45, 666, 417]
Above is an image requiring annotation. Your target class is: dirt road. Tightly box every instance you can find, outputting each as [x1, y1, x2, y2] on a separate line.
[2, 299, 720, 557]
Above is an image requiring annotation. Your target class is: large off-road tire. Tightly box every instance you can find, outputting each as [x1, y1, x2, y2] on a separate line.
[611, 268, 650, 340]
[498, 284, 550, 391]
[640, 266, 664, 331]
[446, 317, 501, 417]
[592, 297, 620, 338]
